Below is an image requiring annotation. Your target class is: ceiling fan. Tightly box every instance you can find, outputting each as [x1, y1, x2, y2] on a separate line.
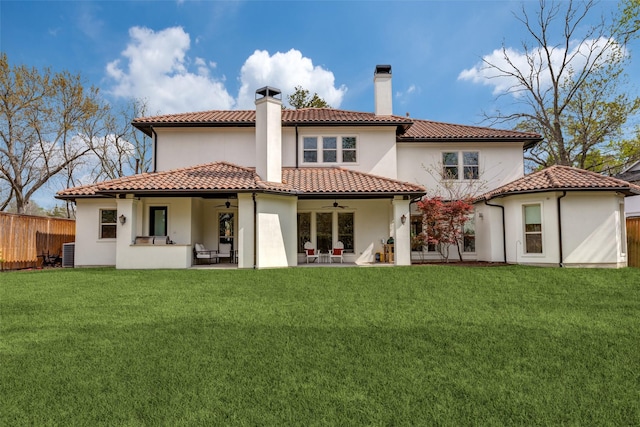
[322, 200, 351, 209]
[215, 199, 237, 209]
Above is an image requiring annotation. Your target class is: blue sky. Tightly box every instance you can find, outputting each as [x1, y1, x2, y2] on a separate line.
[1, 0, 637, 208]
[3, 0, 634, 124]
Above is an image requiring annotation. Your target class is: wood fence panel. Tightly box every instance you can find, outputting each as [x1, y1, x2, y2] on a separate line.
[0, 212, 75, 270]
[628, 217, 640, 268]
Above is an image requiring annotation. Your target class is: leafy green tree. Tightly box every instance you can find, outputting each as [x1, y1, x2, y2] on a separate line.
[0, 54, 102, 213]
[480, 0, 640, 171]
[286, 86, 331, 109]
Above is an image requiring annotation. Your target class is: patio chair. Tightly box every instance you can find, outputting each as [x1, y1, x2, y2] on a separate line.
[194, 243, 218, 264]
[330, 241, 344, 263]
[217, 243, 232, 263]
[304, 241, 319, 263]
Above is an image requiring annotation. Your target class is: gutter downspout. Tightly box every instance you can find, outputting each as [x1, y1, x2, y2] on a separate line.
[557, 191, 567, 267]
[253, 192, 257, 269]
[484, 199, 506, 263]
[295, 125, 299, 168]
[150, 126, 158, 173]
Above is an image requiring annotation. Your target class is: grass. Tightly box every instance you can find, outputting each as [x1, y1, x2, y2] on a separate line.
[1, 266, 639, 426]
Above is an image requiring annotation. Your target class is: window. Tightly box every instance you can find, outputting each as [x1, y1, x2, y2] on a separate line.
[524, 204, 542, 253]
[100, 209, 117, 239]
[303, 137, 317, 163]
[301, 135, 357, 164]
[442, 151, 479, 180]
[442, 152, 459, 179]
[463, 213, 475, 252]
[342, 137, 357, 162]
[150, 206, 167, 236]
[297, 213, 311, 253]
[338, 212, 354, 252]
[463, 152, 479, 179]
[323, 137, 337, 163]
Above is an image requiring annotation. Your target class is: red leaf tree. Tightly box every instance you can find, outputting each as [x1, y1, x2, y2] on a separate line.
[416, 196, 474, 262]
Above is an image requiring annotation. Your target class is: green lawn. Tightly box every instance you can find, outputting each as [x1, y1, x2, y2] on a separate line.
[1, 266, 639, 426]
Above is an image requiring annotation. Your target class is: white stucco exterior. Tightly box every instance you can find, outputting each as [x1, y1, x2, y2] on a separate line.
[397, 142, 525, 195]
[475, 191, 628, 268]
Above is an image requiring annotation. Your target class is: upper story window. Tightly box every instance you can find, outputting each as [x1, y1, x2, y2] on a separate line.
[100, 209, 117, 239]
[301, 135, 357, 165]
[442, 151, 479, 180]
[303, 137, 318, 163]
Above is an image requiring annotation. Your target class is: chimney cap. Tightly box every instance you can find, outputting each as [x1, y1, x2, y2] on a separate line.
[255, 86, 282, 100]
[375, 65, 392, 75]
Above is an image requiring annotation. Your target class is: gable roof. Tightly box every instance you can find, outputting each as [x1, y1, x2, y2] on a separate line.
[615, 160, 640, 184]
[56, 162, 426, 200]
[476, 165, 640, 201]
[132, 108, 541, 147]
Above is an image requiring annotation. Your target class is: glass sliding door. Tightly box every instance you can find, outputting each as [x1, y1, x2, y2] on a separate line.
[316, 212, 332, 252]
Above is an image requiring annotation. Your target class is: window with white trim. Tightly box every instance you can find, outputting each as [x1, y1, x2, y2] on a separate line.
[301, 135, 357, 164]
[303, 137, 318, 163]
[100, 209, 117, 239]
[524, 204, 542, 254]
[442, 151, 479, 180]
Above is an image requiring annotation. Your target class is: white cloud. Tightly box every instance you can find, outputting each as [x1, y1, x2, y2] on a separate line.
[235, 49, 347, 109]
[106, 28, 347, 114]
[106, 26, 234, 114]
[458, 37, 624, 96]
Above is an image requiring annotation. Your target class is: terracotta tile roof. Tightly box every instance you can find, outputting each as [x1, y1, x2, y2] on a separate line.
[132, 108, 413, 133]
[56, 162, 426, 199]
[398, 119, 542, 148]
[282, 167, 425, 196]
[132, 109, 541, 147]
[477, 165, 640, 201]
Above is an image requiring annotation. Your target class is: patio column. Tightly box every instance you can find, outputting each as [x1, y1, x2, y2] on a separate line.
[115, 196, 138, 269]
[392, 198, 411, 266]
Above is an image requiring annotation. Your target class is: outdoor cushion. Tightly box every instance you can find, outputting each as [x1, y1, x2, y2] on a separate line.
[306, 249, 315, 255]
[332, 248, 342, 255]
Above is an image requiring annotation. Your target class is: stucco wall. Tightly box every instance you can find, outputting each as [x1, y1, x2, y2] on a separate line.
[397, 142, 525, 196]
[255, 194, 297, 268]
[155, 128, 256, 171]
[481, 191, 626, 267]
[74, 198, 117, 267]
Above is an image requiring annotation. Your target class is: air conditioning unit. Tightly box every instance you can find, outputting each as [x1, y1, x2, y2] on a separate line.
[62, 243, 75, 268]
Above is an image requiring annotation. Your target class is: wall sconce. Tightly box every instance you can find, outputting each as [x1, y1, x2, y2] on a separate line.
[478, 213, 484, 220]
[119, 214, 126, 225]
[400, 214, 407, 225]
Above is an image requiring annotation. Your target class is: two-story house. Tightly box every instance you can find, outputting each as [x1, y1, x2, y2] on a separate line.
[57, 65, 551, 269]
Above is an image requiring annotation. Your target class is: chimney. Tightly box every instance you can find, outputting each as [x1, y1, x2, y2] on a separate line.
[374, 65, 392, 116]
[255, 86, 282, 183]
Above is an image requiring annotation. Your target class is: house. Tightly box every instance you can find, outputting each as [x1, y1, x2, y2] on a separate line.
[474, 165, 640, 267]
[57, 65, 546, 269]
[615, 160, 640, 218]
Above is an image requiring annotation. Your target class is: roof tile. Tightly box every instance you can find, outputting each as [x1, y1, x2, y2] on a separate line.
[477, 165, 640, 200]
[56, 162, 426, 199]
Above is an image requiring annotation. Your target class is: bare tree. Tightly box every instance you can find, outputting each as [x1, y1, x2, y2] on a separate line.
[475, 0, 639, 170]
[0, 54, 101, 213]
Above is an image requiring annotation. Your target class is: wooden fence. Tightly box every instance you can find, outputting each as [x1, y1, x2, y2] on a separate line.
[628, 217, 640, 268]
[0, 212, 75, 270]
